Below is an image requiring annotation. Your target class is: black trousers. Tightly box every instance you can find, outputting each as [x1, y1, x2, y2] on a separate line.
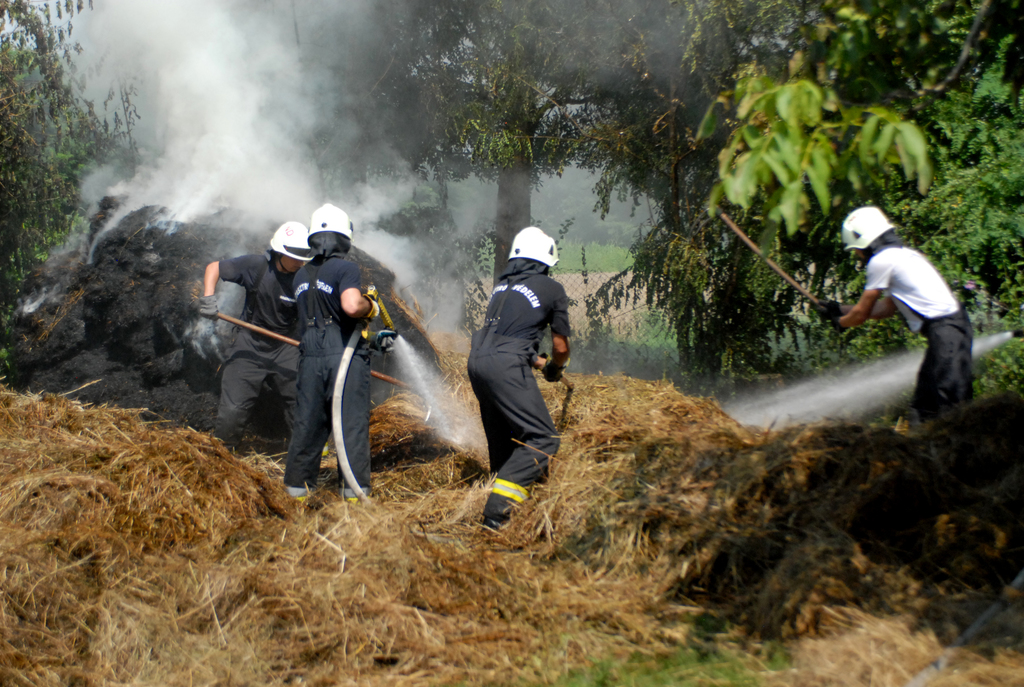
[913, 308, 973, 422]
[468, 337, 559, 523]
[214, 332, 299, 447]
[283, 326, 371, 497]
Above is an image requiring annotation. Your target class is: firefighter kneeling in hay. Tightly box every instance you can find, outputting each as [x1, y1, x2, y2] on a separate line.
[198, 222, 311, 449]
[468, 226, 571, 530]
[818, 206, 974, 425]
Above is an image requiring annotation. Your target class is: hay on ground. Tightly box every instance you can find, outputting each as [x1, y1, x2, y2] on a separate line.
[2, 350, 1023, 686]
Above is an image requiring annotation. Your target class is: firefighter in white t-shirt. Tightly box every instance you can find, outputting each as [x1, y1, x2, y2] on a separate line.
[817, 206, 973, 424]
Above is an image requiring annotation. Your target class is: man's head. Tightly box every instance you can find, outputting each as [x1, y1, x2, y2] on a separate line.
[508, 226, 558, 267]
[307, 204, 353, 259]
[842, 207, 895, 251]
[843, 206, 904, 263]
[270, 221, 311, 273]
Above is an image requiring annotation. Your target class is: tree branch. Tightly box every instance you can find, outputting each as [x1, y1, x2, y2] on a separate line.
[844, 0, 997, 108]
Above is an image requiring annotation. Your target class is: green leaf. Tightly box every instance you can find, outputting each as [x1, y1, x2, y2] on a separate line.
[730, 149, 763, 208]
[859, 114, 881, 168]
[847, 165, 863, 192]
[708, 183, 725, 214]
[774, 125, 803, 175]
[894, 137, 914, 179]
[776, 87, 794, 127]
[897, 122, 928, 171]
[797, 81, 824, 125]
[807, 146, 831, 212]
[873, 122, 897, 158]
[917, 155, 933, 195]
[718, 140, 740, 178]
[697, 105, 718, 141]
[762, 148, 793, 186]
[757, 222, 778, 256]
[775, 181, 804, 235]
[741, 125, 763, 150]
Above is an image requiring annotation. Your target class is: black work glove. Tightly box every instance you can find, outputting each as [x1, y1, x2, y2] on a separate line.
[372, 329, 397, 353]
[198, 295, 219, 320]
[542, 358, 566, 383]
[815, 300, 845, 332]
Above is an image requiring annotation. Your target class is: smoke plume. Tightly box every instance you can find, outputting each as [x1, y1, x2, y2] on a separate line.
[79, 0, 419, 267]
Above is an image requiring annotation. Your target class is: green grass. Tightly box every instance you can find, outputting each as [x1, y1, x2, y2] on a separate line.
[553, 242, 633, 274]
[513, 645, 784, 687]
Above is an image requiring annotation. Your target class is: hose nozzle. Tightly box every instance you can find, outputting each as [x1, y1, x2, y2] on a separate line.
[1013, 329, 1023, 338]
[365, 285, 396, 331]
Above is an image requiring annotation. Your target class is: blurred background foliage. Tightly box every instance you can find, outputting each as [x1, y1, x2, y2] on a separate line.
[3, 0, 1024, 405]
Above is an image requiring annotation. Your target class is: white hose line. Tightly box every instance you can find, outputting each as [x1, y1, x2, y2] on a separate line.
[332, 328, 372, 505]
[902, 564, 1024, 687]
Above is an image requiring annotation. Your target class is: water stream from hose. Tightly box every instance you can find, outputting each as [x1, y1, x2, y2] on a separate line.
[391, 336, 475, 446]
[725, 331, 1016, 429]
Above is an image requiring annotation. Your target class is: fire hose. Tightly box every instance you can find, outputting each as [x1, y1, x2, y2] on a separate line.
[328, 285, 392, 504]
[902, 563, 1024, 687]
[332, 327, 371, 504]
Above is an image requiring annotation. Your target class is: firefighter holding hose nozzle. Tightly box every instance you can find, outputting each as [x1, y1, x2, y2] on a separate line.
[282, 204, 393, 501]
[198, 221, 311, 450]
[818, 206, 973, 425]
[469, 226, 571, 530]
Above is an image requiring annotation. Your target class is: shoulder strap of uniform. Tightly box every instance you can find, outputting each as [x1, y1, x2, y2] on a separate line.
[303, 261, 333, 330]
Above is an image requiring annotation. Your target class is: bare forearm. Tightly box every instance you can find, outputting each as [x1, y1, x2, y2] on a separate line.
[552, 335, 570, 367]
[839, 289, 888, 328]
[341, 288, 373, 318]
[203, 262, 220, 297]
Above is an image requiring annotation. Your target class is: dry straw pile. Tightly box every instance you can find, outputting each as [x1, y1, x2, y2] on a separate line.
[2, 350, 1023, 686]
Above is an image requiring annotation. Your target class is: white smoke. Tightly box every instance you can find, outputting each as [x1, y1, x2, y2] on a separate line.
[82, 0, 328, 223]
[73, 1, 634, 335]
[77, 0, 421, 250]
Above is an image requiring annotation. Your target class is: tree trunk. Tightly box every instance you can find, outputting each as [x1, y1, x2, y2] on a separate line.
[493, 156, 532, 283]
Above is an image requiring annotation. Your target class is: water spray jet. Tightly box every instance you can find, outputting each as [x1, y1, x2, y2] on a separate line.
[726, 331, 1020, 429]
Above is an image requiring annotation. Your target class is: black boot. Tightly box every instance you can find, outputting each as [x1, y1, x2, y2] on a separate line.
[481, 515, 507, 531]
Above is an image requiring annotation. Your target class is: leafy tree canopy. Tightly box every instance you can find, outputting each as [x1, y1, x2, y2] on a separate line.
[707, 0, 1023, 236]
[0, 0, 107, 372]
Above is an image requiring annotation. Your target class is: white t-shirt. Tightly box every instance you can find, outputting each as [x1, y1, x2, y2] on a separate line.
[865, 247, 960, 333]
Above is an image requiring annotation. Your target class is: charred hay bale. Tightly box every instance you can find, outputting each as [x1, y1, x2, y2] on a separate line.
[12, 201, 438, 438]
[565, 390, 1024, 639]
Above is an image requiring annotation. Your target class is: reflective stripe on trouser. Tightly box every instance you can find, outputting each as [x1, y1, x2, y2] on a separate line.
[283, 326, 371, 495]
[493, 478, 529, 503]
[214, 332, 299, 446]
[913, 307, 973, 422]
[468, 340, 559, 524]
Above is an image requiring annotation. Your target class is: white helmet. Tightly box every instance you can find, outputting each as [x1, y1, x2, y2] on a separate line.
[842, 206, 895, 250]
[309, 203, 353, 238]
[509, 226, 558, 266]
[270, 221, 311, 260]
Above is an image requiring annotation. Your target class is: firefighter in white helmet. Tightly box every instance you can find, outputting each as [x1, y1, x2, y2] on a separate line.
[283, 204, 388, 500]
[818, 206, 973, 424]
[468, 226, 571, 529]
[198, 221, 311, 448]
